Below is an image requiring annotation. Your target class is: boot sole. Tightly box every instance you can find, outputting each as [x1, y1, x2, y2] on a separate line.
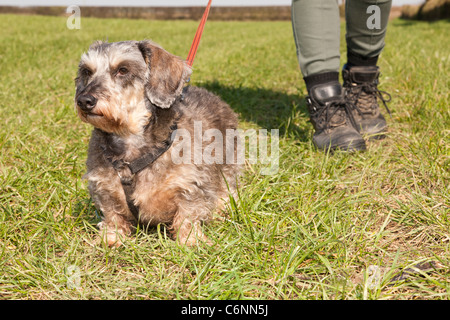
[332, 139, 367, 152]
[367, 133, 387, 140]
[316, 139, 367, 153]
[362, 128, 388, 141]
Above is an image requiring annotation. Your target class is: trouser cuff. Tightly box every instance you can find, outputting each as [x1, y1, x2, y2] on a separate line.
[347, 50, 379, 67]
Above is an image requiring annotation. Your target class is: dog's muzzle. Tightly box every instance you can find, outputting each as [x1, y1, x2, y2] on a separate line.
[77, 94, 98, 112]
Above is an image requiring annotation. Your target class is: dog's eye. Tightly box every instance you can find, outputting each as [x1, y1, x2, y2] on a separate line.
[81, 68, 92, 78]
[117, 67, 129, 75]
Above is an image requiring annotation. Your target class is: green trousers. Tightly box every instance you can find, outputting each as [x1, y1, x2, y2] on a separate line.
[291, 0, 392, 77]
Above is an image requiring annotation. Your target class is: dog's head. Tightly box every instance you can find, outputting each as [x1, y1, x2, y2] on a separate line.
[75, 40, 191, 135]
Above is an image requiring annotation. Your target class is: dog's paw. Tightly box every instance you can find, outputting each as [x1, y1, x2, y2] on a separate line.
[104, 231, 125, 248]
[98, 222, 127, 248]
[177, 222, 213, 247]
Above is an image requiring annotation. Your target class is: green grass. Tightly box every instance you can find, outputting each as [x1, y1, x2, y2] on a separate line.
[0, 14, 449, 300]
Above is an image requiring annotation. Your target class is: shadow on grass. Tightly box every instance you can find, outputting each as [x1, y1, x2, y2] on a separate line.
[200, 81, 311, 142]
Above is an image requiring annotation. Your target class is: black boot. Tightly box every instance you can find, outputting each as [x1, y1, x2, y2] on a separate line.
[306, 80, 366, 152]
[342, 65, 391, 139]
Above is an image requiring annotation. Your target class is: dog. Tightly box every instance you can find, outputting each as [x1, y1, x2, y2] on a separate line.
[75, 40, 240, 247]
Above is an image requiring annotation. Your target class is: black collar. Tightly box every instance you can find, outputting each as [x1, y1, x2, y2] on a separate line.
[101, 89, 186, 185]
[108, 122, 177, 185]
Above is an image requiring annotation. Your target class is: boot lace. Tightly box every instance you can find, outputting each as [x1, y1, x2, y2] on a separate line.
[310, 98, 359, 131]
[346, 81, 392, 117]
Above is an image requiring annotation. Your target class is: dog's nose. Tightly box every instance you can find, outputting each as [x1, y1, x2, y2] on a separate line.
[77, 95, 97, 112]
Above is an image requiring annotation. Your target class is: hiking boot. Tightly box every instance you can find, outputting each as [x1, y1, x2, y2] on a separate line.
[342, 65, 391, 139]
[306, 81, 366, 152]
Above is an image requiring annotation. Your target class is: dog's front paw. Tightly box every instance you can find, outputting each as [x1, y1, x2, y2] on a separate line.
[98, 221, 127, 248]
[177, 221, 213, 247]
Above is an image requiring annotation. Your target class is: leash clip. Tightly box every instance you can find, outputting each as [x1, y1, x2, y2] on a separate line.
[112, 160, 135, 185]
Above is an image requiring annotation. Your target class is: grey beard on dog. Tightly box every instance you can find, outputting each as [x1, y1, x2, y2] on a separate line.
[74, 40, 240, 247]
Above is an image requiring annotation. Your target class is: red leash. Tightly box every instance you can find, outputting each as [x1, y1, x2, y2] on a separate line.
[186, 0, 212, 67]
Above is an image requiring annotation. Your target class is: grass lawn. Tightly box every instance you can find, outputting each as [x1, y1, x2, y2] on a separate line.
[0, 14, 448, 300]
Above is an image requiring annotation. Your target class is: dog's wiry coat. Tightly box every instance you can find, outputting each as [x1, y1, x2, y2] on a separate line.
[75, 40, 240, 246]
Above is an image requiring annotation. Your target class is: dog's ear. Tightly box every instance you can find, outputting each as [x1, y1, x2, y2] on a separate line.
[138, 40, 192, 109]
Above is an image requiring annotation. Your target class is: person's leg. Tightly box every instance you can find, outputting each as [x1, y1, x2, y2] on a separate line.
[345, 0, 392, 65]
[343, 0, 392, 139]
[291, 0, 365, 152]
[291, 0, 341, 78]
